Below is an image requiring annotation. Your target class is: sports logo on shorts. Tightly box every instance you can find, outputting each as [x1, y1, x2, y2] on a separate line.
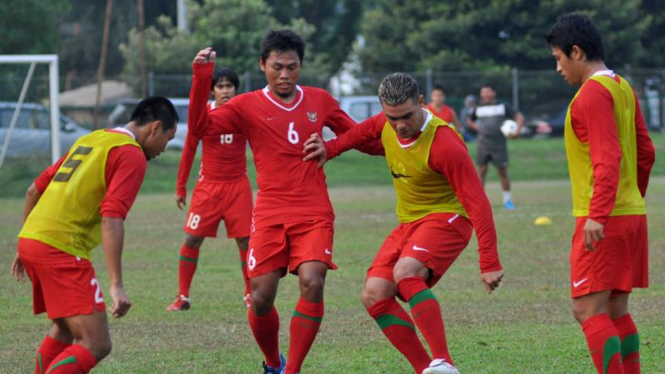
[307, 111, 318, 123]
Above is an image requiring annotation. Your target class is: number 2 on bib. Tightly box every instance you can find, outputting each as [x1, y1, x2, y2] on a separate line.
[287, 122, 299, 144]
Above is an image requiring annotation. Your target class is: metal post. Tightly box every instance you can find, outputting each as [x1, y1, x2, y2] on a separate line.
[511, 67, 519, 111]
[49, 57, 61, 162]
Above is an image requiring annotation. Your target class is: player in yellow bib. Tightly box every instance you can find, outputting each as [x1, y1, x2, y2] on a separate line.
[547, 14, 655, 374]
[304, 73, 503, 374]
[11, 97, 178, 374]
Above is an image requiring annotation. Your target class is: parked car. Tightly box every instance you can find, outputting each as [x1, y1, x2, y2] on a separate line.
[321, 95, 382, 140]
[0, 101, 90, 157]
[106, 98, 190, 149]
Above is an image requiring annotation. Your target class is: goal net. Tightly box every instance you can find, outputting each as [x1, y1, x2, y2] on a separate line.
[0, 55, 61, 197]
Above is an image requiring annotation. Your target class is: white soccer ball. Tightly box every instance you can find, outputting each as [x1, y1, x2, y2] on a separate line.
[500, 119, 518, 137]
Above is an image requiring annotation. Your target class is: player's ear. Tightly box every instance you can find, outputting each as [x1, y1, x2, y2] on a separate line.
[149, 120, 164, 136]
[418, 95, 424, 106]
[571, 45, 585, 61]
[259, 57, 266, 72]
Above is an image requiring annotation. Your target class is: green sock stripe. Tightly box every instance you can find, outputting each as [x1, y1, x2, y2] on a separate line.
[375, 313, 415, 331]
[46, 356, 77, 373]
[179, 255, 198, 263]
[603, 336, 622, 374]
[292, 310, 323, 323]
[408, 288, 437, 309]
[621, 334, 640, 359]
[38, 353, 43, 374]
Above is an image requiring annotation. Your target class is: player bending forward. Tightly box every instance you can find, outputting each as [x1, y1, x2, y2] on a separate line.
[188, 30, 382, 374]
[304, 73, 503, 374]
[547, 14, 655, 374]
[11, 97, 178, 374]
[168, 67, 254, 311]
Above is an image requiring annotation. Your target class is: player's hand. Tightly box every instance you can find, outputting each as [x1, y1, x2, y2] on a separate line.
[302, 133, 328, 168]
[109, 285, 132, 319]
[175, 194, 186, 210]
[193, 47, 215, 64]
[480, 270, 503, 293]
[11, 253, 26, 282]
[508, 132, 519, 140]
[583, 218, 604, 251]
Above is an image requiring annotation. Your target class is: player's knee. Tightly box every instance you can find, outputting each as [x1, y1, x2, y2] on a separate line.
[250, 291, 275, 314]
[360, 286, 381, 309]
[185, 235, 204, 248]
[299, 274, 325, 299]
[572, 302, 594, 324]
[84, 336, 112, 361]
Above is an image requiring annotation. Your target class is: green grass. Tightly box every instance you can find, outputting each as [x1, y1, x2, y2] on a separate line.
[2, 133, 665, 198]
[1, 175, 664, 373]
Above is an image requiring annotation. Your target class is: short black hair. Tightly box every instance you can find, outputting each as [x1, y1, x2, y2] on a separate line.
[260, 30, 305, 65]
[130, 96, 178, 131]
[212, 67, 239, 91]
[546, 13, 605, 62]
[432, 85, 445, 94]
[481, 83, 495, 92]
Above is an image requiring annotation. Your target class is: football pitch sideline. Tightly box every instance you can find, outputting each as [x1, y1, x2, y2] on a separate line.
[1, 179, 664, 373]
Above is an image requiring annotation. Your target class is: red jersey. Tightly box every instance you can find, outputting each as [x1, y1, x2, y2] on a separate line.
[189, 63, 383, 226]
[426, 104, 456, 123]
[34, 129, 146, 220]
[570, 74, 655, 223]
[176, 102, 248, 197]
[325, 112, 500, 273]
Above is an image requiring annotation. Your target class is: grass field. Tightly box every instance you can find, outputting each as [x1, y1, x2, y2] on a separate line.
[1, 137, 664, 373]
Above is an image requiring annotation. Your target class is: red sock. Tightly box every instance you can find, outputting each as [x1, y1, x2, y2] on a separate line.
[582, 313, 624, 374]
[44, 344, 97, 374]
[248, 306, 281, 368]
[285, 298, 324, 374]
[238, 248, 251, 295]
[367, 297, 431, 373]
[178, 244, 199, 297]
[613, 314, 640, 374]
[398, 276, 452, 364]
[35, 335, 71, 374]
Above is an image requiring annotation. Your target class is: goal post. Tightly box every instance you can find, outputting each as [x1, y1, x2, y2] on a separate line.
[0, 54, 61, 163]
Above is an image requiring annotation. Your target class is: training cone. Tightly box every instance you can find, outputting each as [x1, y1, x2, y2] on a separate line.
[534, 216, 552, 226]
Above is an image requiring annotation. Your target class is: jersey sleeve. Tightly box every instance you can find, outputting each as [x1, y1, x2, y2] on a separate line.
[503, 102, 516, 118]
[176, 131, 200, 197]
[428, 127, 501, 273]
[634, 94, 656, 197]
[33, 153, 68, 194]
[189, 63, 243, 137]
[322, 93, 384, 156]
[574, 81, 622, 224]
[101, 145, 147, 220]
[324, 113, 386, 159]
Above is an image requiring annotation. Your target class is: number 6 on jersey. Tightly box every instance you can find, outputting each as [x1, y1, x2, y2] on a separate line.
[287, 122, 299, 144]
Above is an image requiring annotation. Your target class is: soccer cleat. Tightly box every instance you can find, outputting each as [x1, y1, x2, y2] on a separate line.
[166, 295, 191, 311]
[504, 200, 516, 210]
[422, 358, 460, 374]
[243, 293, 252, 308]
[262, 353, 286, 374]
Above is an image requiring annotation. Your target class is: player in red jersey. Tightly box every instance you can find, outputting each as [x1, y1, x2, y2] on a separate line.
[188, 31, 382, 374]
[427, 85, 462, 131]
[167, 67, 254, 311]
[304, 73, 502, 374]
[547, 14, 655, 374]
[11, 97, 178, 374]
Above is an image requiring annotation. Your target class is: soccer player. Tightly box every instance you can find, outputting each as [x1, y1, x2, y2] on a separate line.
[304, 73, 503, 374]
[188, 31, 382, 374]
[467, 84, 524, 210]
[546, 14, 655, 374]
[10, 97, 178, 374]
[427, 85, 462, 131]
[168, 67, 254, 311]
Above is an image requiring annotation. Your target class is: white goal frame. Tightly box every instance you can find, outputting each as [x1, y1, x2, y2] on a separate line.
[0, 55, 61, 164]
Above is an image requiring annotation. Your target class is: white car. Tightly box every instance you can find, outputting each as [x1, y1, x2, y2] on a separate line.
[322, 95, 383, 140]
[0, 102, 90, 157]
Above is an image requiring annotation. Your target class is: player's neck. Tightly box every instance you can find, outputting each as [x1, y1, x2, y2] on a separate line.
[581, 61, 608, 83]
[431, 102, 444, 111]
[268, 87, 298, 104]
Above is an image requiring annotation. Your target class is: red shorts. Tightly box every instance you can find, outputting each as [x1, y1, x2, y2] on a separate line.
[246, 220, 336, 278]
[368, 213, 473, 287]
[183, 177, 253, 238]
[570, 215, 648, 298]
[18, 238, 106, 319]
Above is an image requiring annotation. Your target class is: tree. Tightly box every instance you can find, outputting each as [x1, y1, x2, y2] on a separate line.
[0, 0, 69, 54]
[358, 0, 650, 72]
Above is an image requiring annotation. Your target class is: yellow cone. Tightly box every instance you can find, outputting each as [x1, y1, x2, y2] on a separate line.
[534, 216, 552, 226]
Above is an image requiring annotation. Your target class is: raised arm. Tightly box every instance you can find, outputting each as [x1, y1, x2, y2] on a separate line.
[429, 127, 502, 292]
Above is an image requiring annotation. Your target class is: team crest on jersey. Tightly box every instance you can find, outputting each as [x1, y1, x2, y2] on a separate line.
[307, 111, 318, 123]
